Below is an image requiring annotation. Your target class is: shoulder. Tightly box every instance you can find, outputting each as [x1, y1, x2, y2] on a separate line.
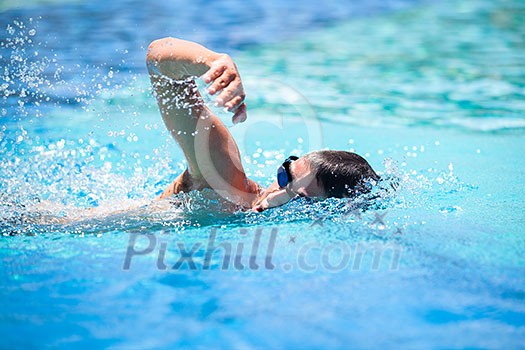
[158, 169, 208, 199]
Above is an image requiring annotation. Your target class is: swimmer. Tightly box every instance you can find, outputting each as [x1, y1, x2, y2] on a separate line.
[146, 37, 379, 212]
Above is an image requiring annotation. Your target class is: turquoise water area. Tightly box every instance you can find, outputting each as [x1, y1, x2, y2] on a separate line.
[1, 0, 524, 348]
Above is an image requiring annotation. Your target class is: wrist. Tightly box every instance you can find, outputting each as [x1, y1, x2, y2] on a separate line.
[203, 52, 227, 70]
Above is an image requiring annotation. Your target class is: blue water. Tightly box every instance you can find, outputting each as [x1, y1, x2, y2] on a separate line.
[1, 0, 525, 348]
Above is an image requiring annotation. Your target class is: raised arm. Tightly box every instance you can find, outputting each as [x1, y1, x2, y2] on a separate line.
[146, 38, 247, 121]
[146, 37, 259, 207]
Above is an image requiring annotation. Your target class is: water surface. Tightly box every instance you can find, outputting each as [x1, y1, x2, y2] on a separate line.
[1, 0, 524, 348]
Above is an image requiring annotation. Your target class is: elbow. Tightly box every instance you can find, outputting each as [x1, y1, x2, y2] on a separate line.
[146, 38, 163, 74]
[146, 37, 178, 73]
[147, 38, 170, 61]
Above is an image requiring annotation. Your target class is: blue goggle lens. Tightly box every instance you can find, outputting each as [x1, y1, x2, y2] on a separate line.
[277, 156, 298, 188]
[277, 166, 288, 188]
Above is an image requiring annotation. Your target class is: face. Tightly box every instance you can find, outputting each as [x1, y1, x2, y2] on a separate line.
[252, 157, 326, 212]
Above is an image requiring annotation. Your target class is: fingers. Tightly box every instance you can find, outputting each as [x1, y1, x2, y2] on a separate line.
[201, 64, 226, 85]
[200, 55, 248, 124]
[252, 205, 264, 213]
[225, 95, 243, 111]
[207, 69, 236, 95]
[232, 103, 247, 124]
[216, 84, 244, 107]
[251, 198, 268, 212]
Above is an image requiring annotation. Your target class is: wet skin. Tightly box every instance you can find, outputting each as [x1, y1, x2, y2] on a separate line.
[252, 157, 326, 212]
[147, 37, 326, 212]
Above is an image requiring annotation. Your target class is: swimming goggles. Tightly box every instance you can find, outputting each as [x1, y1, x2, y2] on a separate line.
[277, 156, 299, 188]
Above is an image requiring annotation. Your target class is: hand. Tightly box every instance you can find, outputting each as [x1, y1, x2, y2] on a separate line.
[251, 185, 294, 212]
[201, 54, 247, 124]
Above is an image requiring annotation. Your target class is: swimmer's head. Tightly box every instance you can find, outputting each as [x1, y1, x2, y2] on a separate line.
[304, 150, 379, 198]
[252, 150, 379, 212]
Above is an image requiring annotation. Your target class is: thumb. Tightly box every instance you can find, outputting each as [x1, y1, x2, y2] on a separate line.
[232, 103, 247, 124]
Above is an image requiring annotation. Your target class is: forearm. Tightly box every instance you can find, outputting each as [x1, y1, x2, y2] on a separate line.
[146, 37, 222, 80]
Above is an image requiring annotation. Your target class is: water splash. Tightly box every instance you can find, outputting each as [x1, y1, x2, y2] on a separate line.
[0, 19, 476, 238]
[1, 18, 70, 117]
[0, 153, 475, 237]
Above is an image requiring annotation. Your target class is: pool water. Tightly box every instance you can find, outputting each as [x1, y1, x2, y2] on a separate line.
[1, 0, 525, 348]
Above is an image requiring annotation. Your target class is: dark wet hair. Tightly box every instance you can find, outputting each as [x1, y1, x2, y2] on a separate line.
[304, 150, 379, 198]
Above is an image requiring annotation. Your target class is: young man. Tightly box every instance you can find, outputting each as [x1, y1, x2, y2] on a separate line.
[146, 37, 379, 212]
